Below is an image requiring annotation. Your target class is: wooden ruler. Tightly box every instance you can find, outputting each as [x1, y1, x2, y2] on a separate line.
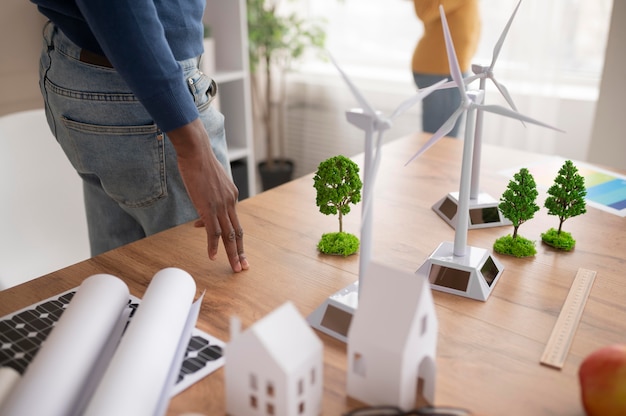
[540, 268, 597, 369]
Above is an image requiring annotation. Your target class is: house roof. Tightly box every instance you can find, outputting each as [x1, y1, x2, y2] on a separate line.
[244, 301, 322, 372]
[350, 262, 434, 351]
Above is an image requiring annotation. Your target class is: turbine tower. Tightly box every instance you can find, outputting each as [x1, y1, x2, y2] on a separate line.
[307, 55, 445, 341]
[432, 0, 530, 230]
[408, 4, 562, 301]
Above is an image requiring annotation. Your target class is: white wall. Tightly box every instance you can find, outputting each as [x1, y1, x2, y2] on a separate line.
[0, 110, 90, 289]
[0, 4, 88, 289]
[588, 1, 625, 170]
[0, 1, 46, 115]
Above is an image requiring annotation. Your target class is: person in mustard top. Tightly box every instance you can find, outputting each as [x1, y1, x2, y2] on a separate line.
[412, 0, 481, 137]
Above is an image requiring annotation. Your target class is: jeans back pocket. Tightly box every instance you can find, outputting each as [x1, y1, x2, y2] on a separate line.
[61, 117, 167, 208]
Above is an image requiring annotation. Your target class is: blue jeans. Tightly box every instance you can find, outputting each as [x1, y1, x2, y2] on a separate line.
[413, 72, 466, 138]
[39, 23, 232, 256]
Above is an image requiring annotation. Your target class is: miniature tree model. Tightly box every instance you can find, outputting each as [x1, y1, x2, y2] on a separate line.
[313, 155, 362, 256]
[494, 168, 540, 257]
[541, 160, 587, 251]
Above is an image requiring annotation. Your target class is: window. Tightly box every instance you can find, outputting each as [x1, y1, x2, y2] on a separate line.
[283, 0, 614, 163]
[300, 0, 612, 91]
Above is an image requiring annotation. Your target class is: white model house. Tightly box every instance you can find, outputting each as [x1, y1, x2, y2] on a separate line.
[225, 301, 323, 416]
[347, 261, 438, 409]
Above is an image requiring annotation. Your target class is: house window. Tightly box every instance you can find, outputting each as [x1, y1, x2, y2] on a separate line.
[298, 378, 304, 395]
[250, 395, 258, 409]
[250, 373, 258, 390]
[353, 352, 366, 377]
[266, 381, 275, 397]
[299, 401, 305, 414]
[310, 367, 316, 384]
[266, 402, 275, 415]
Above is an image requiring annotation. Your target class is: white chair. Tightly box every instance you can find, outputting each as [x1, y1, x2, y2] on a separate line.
[0, 109, 90, 290]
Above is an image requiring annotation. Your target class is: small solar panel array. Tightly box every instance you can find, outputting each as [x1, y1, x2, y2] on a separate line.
[0, 289, 225, 394]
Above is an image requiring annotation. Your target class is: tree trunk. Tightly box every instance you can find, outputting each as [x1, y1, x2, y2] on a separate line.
[512, 225, 519, 239]
[338, 210, 343, 233]
[264, 54, 274, 171]
[277, 68, 287, 169]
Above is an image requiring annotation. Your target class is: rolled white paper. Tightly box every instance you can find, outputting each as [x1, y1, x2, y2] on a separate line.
[0, 367, 20, 408]
[84, 267, 196, 416]
[0, 274, 130, 416]
[154, 290, 204, 416]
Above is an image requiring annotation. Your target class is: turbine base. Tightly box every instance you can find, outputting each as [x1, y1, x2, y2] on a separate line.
[307, 281, 358, 343]
[433, 192, 512, 230]
[417, 241, 504, 301]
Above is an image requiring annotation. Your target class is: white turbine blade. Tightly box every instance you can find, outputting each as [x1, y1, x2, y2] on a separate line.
[404, 106, 465, 166]
[327, 52, 377, 117]
[435, 79, 459, 91]
[490, 77, 519, 112]
[439, 5, 465, 96]
[389, 78, 448, 120]
[491, 0, 522, 69]
[463, 73, 482, 86]
[479, 104, 565, 132]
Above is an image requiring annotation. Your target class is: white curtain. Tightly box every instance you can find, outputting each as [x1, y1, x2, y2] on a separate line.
[291, 0, 613, 161]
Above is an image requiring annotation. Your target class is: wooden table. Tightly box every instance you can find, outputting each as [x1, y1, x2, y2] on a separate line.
[1, 133, 625, 416]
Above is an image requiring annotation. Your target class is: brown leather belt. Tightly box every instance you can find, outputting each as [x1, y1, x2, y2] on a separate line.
[79, 49, 113, 68]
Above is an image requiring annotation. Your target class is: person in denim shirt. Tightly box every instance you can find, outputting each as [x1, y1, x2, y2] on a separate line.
[30, 0, 249, 273]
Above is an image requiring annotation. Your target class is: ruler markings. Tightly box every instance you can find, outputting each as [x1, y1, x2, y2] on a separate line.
[540, 268, 596, 370]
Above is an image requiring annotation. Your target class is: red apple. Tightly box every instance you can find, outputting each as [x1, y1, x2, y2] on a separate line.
[578, 344, 626, 416]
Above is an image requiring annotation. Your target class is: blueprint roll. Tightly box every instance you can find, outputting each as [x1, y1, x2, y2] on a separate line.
[84, 267, 197, 416]
[0, 274, 130, 416]
[0, 367, 20, 408]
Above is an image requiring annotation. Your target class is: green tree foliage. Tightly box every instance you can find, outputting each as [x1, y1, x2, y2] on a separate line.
[544, 160, 587, 234]
[498, 168, 539, 239]
[313, 155, 362, 233]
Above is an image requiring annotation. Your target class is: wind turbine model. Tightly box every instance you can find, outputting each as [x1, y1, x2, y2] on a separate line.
[432, 0, 526, 230]
[307, 54, 446, 342]
[407, 5, 562, 301]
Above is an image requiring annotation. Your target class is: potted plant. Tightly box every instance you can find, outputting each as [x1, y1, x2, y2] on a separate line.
[200, 24, 215, 77]
[247, 0, 327, 190]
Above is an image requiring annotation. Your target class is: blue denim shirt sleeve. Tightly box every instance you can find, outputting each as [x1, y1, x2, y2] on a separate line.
[32, 0, 204, 132]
